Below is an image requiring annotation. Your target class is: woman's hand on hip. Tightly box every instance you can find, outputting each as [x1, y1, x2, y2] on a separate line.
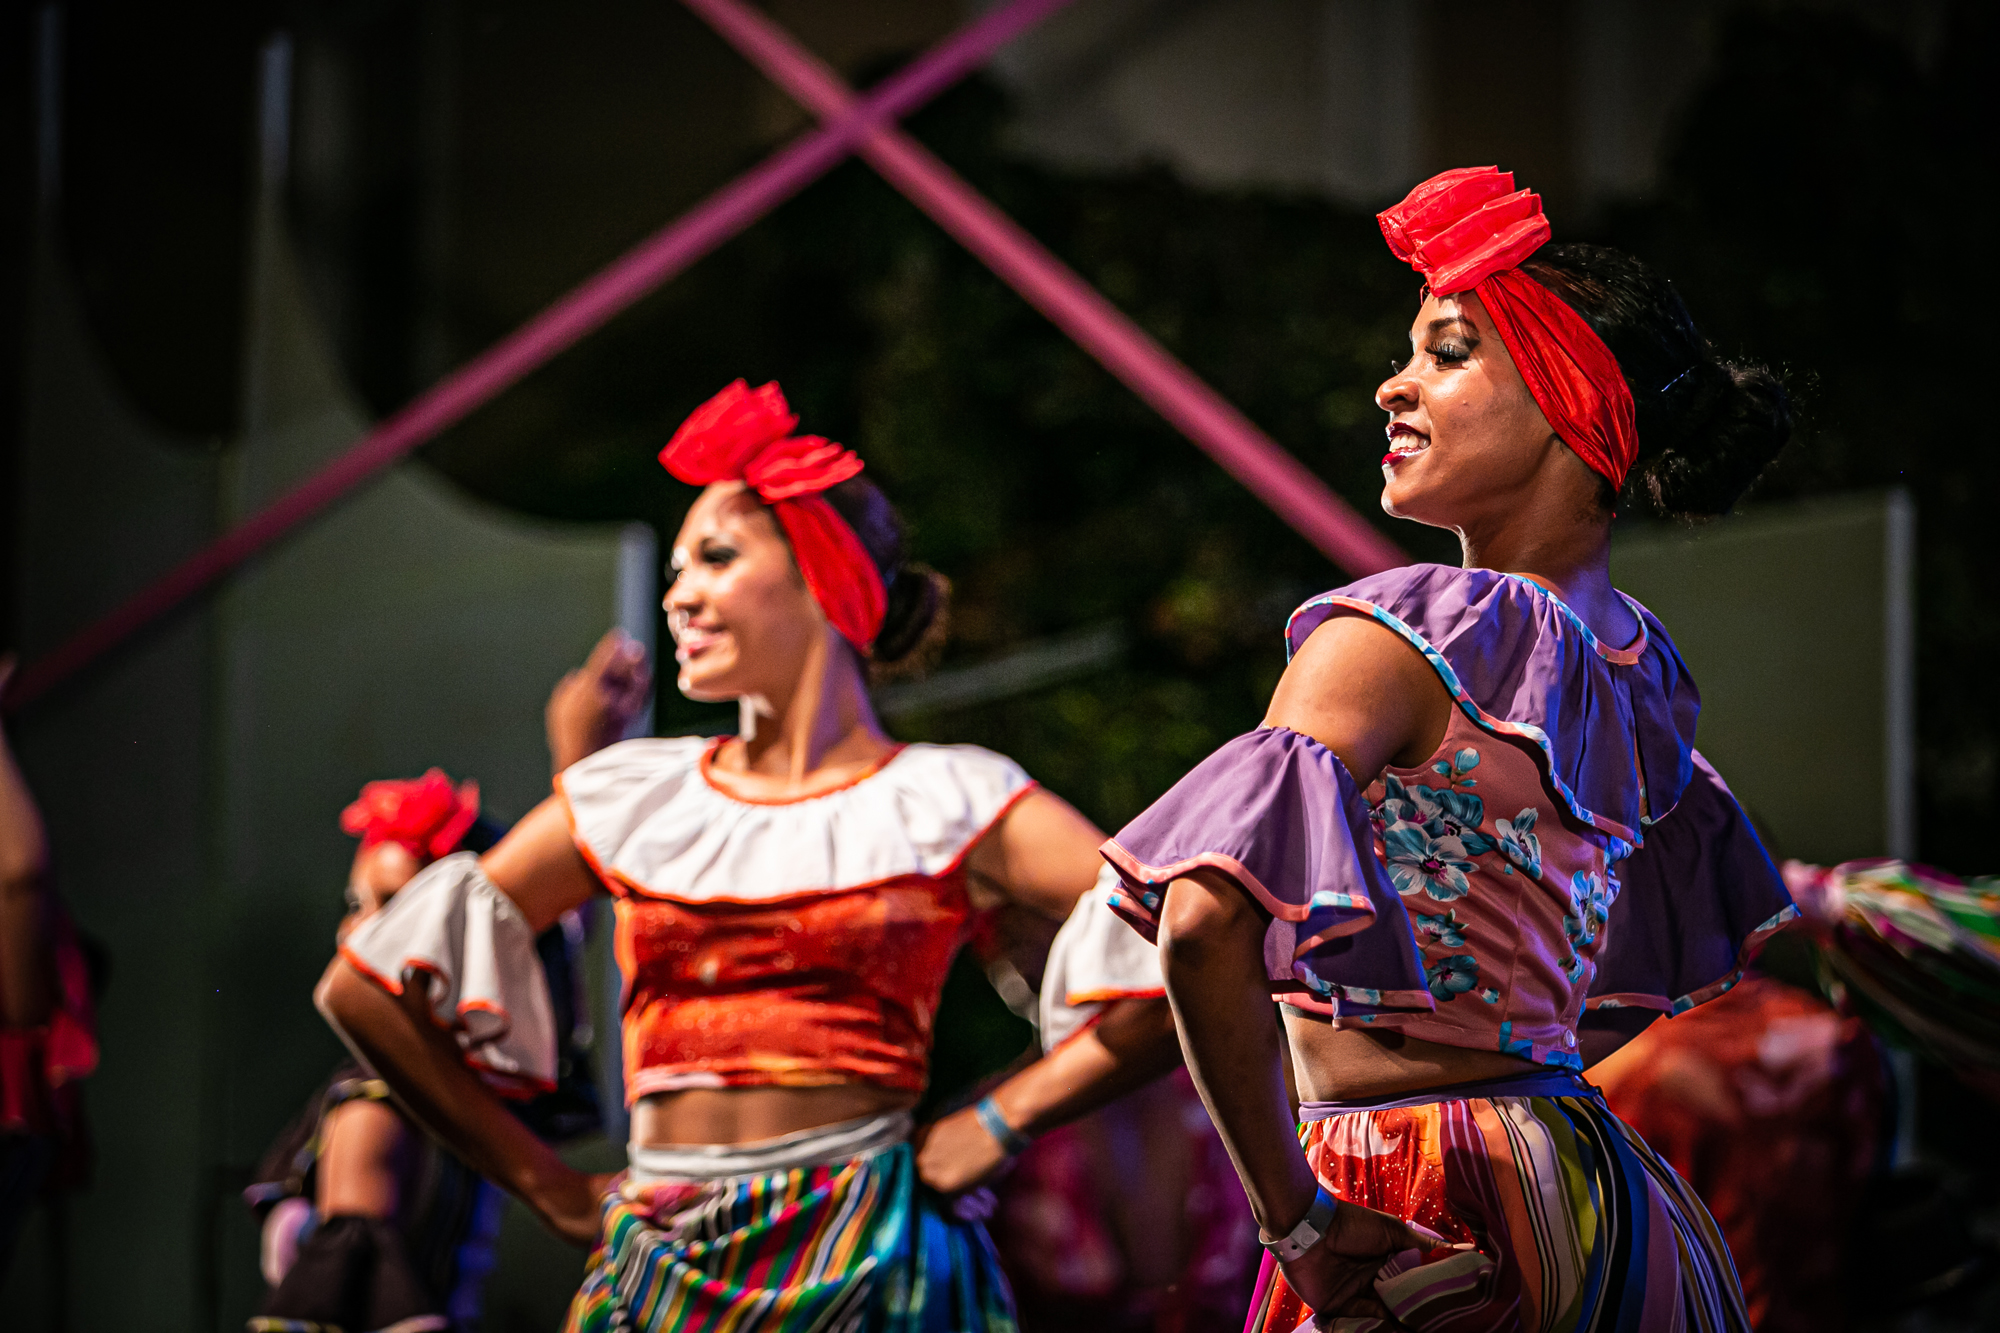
[533, 1167, 620, 1248]
[1278, 1197, 1447, 1322]
[914, 1106, 1012, 1195]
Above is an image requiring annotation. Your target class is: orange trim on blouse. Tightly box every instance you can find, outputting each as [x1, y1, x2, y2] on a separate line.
[335, 946, 555, 1098]
[697, 737, 910, 805]
[562, 759, 1038, 1099]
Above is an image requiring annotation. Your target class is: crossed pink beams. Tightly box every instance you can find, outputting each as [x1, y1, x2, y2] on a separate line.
[5, 0, 1404, 712]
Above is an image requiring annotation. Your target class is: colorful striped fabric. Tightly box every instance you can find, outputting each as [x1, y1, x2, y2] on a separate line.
[1247, 1087, 1750, 1333]
[1786, 858, 2000, 1094]
[564, 1142, 1017, 1333]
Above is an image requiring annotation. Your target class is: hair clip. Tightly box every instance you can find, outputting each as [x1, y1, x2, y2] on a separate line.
[1655, 364, 1698, 395]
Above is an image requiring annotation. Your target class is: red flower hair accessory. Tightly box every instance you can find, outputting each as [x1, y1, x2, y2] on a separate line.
[1378, 167, 1639, 489]
[659, 381, 887, 651]
[340, 769, 481, 862]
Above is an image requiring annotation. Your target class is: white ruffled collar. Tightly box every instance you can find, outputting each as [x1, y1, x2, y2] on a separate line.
[559, 736, 1035, 904]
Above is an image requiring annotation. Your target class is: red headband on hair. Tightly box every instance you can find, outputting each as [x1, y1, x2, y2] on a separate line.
[1379, 167, 1639, 489]
[340, 769, 480, 862]
[659, 381, 888, 652]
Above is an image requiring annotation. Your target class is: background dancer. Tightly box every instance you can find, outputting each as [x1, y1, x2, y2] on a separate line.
[982, 870, 1259, 1333]
[1103, 168, 1797, 1330]
[317, 381, 1182, 1332]
[0, 657, 99, 1273]
[1591, 963, 1887, 1333]
[246, 629, 651, 1333]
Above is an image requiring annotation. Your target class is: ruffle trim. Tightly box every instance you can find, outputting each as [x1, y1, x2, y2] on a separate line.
[1101, 727, 1435, 1018]
[1285, 565, 1700, 856]
[1102, 847, 1396, 958]
[1587, 903, 1800, 1016]
[1580, 749, 1797, 1019]
[1039, 864, 1169, 1052]
[559, 737, 1036, 904]
[337, 853, 557, 1098]
[1290, 591, 1636, 850]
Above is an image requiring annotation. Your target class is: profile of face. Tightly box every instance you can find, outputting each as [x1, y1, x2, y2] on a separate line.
[665, 482, 826, 702]
[1375, 291, 1587, 532]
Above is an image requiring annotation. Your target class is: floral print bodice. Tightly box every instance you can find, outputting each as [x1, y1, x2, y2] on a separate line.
[1359, 707, 1620, 1070]
[1108, 566, 1796, 1076]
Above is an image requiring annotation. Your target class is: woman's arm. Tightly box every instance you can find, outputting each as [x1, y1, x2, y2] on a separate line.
[1158, 869, 1317, 1229]
[919, 788, 1183, 1191]
[1157, 617, 1449, 1312]
[316, 796, 608, 1242]
[915, 994, 1181, 1193]
[317, 962, 600, 1241]
[0, 657, 51, 1029]
[963, 787, 1106, 921]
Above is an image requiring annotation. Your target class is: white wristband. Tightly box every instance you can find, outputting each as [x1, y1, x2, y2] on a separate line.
[1261, 1186, 1338, 1262]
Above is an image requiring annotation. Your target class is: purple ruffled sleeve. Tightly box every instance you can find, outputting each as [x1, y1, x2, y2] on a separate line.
[1286, 564, 1699, 851]
[1585, 751, 1798, 1019]
[1100, 727, 1434, 1016]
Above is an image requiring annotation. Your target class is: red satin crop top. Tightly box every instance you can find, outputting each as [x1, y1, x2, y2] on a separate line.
[558, 737, 1035, 1099]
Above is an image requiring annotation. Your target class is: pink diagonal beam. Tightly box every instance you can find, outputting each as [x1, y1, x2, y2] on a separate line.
[684, 0, 1406, 577]
[3, 0, 1077, 713]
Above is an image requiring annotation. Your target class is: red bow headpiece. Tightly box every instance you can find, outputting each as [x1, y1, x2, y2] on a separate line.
[659, 381, 887, 652]
[1378, 167, 1639, 489]
[340, 769, 481, 862]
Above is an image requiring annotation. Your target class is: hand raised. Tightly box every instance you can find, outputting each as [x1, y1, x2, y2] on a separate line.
[547, 629, 653, 771]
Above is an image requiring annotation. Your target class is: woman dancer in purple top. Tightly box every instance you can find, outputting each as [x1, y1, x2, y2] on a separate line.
[1103, 168, 1797, 1331]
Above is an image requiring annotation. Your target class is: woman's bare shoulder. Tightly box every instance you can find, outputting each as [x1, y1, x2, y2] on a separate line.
[1265, 612, 1451, 781]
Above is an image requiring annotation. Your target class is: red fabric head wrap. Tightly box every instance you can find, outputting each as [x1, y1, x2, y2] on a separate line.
[1378, 167, 1640, 489]
[340, 769, 481, 862]
[658, 381, 888, 652]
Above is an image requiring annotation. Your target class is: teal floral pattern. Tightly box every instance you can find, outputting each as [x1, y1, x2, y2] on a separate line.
[1425, 954, 1481, 1001]
[1369, 740, 1616, 1030]
[1382, 823, 1477, 901]
[1494, 807, 1542, 878]
[1373, 773, 1423, 827]
[1561, 870, 1616, 982]
[1434, 747, 1482, 786]
[1414, 909, 1468, 948]
[1566, 871, 1614, 948]
[1374, 748, 1498, 907]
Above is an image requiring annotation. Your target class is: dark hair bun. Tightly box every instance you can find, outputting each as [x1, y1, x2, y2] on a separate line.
[817, 476, 951, 681]
[1521, 244, 1792, 520]
[871, 564, 951, 680]
[1639, 359, 1793, 520]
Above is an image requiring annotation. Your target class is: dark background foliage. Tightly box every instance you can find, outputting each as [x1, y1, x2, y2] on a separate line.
[388, 9, 1995, 867]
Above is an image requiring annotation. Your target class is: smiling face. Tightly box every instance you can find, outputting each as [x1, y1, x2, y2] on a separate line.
[665, 482, 825, 702]
[1375, 291, 1586, 535]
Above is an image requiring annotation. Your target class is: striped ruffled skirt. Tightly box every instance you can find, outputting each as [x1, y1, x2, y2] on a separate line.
[1247, 1071, 1750, 1333]
[564, 1115, 1016, 1333]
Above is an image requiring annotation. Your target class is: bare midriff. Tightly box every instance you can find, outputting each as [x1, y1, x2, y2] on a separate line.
[1283, 1011, 1540, 1104]
[631, 1083, 921, 1148]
